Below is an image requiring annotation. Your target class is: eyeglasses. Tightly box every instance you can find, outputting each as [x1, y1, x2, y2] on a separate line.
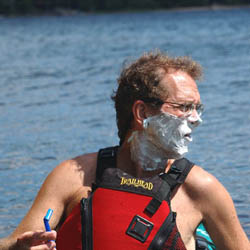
[162, 101, 204, 116]
[142, 97, 204, 116]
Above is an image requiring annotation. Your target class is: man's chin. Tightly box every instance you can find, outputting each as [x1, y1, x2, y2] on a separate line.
[163, 146, 188, 159]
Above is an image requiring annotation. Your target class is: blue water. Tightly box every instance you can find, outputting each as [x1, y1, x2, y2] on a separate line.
[0, 7, 249, 238]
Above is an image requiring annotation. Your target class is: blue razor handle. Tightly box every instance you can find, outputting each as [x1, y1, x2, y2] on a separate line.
[44, 209, 53, 232]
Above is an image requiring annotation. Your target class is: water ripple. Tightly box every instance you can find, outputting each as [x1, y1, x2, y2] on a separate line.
[0, 9, 249, 238]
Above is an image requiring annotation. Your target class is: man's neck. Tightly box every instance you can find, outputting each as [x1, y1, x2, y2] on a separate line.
[117, 141, 173, 178]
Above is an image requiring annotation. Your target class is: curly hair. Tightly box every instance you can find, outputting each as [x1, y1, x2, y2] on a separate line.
[111, 50, 202, 144]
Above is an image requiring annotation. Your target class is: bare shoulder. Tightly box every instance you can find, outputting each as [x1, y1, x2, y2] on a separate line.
[42, 152, 99, 216]
[184, 165, 250, 250]
[183, 165, 234, 215]
[183, 165, 220, 199]
[48, 151, 98, 188]
[39, 152, 98, 203]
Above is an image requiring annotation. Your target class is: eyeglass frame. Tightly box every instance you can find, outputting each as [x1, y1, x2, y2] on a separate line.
[142, 97, 204, 117]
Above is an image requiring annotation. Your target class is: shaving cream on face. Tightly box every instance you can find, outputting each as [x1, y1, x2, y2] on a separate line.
[129, 112, 202, 171]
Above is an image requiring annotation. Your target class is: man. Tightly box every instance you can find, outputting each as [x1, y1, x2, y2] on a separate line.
[0, 51, 249, 250]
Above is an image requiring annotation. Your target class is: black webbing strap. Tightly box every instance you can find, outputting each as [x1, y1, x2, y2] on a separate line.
[145, 158, 194, 216]
[161, 158, 195, 191]
[95, 146, 119, 185]
[145, 180, 171, 216]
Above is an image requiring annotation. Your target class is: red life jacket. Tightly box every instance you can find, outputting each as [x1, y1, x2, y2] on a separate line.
[57, 146, 194, 250]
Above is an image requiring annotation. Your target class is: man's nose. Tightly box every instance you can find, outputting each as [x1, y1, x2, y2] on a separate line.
[188, 109, 202, 127]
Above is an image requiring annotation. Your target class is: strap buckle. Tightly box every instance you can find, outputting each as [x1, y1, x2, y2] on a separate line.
[126, 215, 154, 243]
[99, 147, 116, 158]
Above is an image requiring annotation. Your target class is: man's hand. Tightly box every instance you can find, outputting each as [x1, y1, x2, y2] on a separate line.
[15, 230, 57, 250]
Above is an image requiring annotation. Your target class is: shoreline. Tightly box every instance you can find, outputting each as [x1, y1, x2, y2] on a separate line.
[169, 3, 250, 12]
[1, 4, 250, 18]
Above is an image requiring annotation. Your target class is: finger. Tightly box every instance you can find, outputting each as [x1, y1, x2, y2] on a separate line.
[48, 240, 56, 250]
[30, 240, 56, 250]
[17, 230, 57, 247]
[34, 231, 56, 248]
[18, 230, 43, 240]
[33, 231, 57, 242]
[46, 230, 57, 241]
[17, 231, 43, 247]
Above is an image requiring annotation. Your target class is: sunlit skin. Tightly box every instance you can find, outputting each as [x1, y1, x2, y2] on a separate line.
[160, 70, 201, 117]
[0, 70, 249, 250]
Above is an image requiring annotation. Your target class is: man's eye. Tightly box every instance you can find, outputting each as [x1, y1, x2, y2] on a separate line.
[185, 104, 193, 111]
[179, 104, 188, 112]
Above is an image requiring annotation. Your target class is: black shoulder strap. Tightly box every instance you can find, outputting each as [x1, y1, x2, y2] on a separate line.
[161, 158, 195, 191]
[95, 146, 119, 185]
[145, 158, 194, 216]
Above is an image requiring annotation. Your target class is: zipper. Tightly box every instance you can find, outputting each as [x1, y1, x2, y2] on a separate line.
[81, 197, 93, 250]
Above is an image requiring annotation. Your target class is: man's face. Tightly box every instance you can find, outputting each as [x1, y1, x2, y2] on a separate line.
[129, 70, 203, 169]
[139, 70, 202, 160]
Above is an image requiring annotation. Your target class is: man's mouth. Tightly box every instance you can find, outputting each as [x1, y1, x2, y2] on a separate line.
[184, 133, 193, 142]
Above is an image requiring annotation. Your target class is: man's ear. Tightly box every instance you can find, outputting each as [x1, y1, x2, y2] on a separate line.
[132, 100, 148, 128]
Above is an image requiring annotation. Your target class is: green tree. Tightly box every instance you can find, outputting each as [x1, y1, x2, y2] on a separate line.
[78, 0, 98, 11]
[16, 0, 34, 13]
[1, 0, 250, 15]
[0, 0, 16, 14]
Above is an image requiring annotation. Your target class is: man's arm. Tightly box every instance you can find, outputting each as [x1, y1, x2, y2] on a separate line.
[0, 158, 86, 250]
[194, 166, 249, 250]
